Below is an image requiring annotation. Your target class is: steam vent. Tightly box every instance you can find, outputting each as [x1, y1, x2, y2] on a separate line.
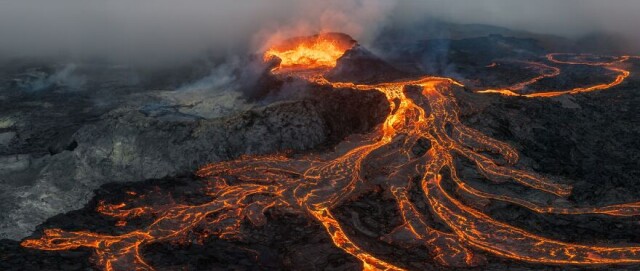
[2, 2, 640, 271]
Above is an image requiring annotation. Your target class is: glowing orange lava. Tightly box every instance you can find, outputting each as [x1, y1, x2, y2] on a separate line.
[264, 32, 356, 72]
[21, 35, 640, 271]
[477, 53, 633, 97]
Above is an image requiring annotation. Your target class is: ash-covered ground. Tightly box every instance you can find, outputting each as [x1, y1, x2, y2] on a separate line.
[1, 23, 640, 270]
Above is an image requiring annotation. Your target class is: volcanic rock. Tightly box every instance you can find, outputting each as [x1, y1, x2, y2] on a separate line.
[0, 79, 388, 240]
[325, 45, 408, 84]
[2, 24, 640, 271]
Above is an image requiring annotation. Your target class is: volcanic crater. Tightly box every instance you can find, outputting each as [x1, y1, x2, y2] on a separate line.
[1, 31, 640, 271]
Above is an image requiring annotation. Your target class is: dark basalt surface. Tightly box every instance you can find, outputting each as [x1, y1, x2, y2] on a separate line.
[2, 25, 640, 270]
[0, 62, 389, 240]
[325, 45, 409, 84]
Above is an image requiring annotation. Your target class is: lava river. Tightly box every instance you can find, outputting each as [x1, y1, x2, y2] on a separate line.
[21, 33, 640, 270]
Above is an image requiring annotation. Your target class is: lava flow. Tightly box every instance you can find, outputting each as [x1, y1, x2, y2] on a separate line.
[477, 53, 633, 97]
[21, 33, 640, 270]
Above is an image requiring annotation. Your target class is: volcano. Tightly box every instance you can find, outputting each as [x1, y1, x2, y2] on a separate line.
[2, 30, 640, 271]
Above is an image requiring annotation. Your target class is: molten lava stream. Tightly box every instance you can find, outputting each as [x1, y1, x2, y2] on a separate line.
[21, 33, 640, 271]
[477, 53, 634, 97]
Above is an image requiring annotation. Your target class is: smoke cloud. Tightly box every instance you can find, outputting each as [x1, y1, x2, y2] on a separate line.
[0, 0, 638, 66]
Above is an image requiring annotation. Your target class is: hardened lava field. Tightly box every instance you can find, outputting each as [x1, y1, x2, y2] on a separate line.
[13, 33, 640, 271]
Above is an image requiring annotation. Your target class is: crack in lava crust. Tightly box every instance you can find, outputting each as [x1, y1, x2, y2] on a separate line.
[21, 35, 640, 270]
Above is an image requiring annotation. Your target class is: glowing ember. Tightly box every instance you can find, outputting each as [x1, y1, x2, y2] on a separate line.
[263, 33, 356, 72]
[21, 34, 640, 271]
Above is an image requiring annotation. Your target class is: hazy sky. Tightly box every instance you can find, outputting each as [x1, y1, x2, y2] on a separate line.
[394, 0, 640, 38]
[0, 0, 638, 65]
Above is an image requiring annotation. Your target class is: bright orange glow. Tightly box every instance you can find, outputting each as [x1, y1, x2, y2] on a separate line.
[264, 33, 356, 72]
[21, 34, 640, 271]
